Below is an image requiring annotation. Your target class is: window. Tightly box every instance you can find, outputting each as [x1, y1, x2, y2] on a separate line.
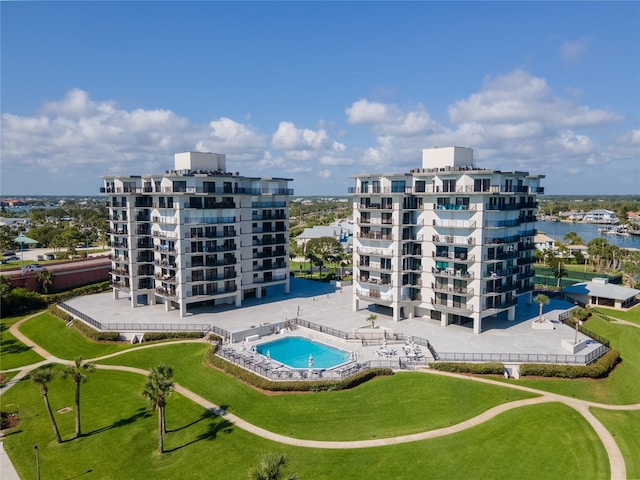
[172, 181, 187, 193]
[474, 179, 490, 192]
[442, 179, 456, 193]
[391, 180, 406, 193]
[361, 181, 369, 193]
[415, 180, 425, 192]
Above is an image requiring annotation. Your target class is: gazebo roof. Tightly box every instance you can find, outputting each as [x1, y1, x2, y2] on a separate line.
[14, 235, 39, 245]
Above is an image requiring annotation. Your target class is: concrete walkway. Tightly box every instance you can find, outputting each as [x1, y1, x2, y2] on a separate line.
[2, 315, 637, 479]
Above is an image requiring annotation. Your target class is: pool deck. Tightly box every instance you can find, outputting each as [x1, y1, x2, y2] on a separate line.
[66, 278, 602, 363]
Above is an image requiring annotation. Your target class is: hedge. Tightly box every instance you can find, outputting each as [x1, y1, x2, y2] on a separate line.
[142, 331, 204, 342]
[47, 304, 121, 342]
[519, 348, 620, 378]
[44, 280, 111, 303]
[429, 362, 505, 375]
[205, 345, 393, 392]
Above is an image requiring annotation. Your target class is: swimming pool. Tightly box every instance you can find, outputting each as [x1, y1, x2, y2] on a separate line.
[256, 337, 350, 369]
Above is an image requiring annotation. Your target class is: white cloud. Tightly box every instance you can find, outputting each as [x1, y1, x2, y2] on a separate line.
[271, 121, 331, 150]
[196, 117, 266, 154]
[561, 37, 592, 65]
[346, 99, 436, 137]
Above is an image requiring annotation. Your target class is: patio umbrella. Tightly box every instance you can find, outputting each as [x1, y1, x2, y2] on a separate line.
[308, 354, 314, 368]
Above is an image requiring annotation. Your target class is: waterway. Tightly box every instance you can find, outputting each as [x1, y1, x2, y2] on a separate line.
[537, 220, 640, 250]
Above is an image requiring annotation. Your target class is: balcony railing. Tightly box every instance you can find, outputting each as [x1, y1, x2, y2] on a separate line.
[357, 232, 393, 241]
[432, 251, 474, 262]
[431, 283, 474, 296]
[432, 268, 473, 279]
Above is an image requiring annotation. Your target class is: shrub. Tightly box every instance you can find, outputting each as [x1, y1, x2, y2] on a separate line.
[429, 362, 505, 375]
[519, 349, 620, 379]
[205, 346, 393, 392]
[142, 331, 204, 342]
[1, 287, 47, 316]
[47, 304, 121, 342]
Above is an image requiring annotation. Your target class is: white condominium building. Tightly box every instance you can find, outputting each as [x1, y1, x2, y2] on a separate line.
[101, 152, 292, 317]
[350, 146, 544, 334]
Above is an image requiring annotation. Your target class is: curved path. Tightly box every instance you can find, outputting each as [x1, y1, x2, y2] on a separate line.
[4, 315, 639, 480]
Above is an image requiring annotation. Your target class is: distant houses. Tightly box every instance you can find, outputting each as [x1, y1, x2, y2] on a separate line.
[582, 209, 619, 224]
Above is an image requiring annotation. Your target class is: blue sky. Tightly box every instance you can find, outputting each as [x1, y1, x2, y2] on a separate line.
[2, 1, 639, 197]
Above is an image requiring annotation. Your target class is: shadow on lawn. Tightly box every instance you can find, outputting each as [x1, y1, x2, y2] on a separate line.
[0, 337, 35, 355]
[84, 407, 151, 437]
[164, 410, 234, 453]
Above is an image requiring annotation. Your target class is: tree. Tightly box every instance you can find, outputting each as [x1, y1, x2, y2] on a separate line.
[550, 259, 567, 290]
[61, 357, 95, 438]
[36, 268, 55, 293]
[305, 236, 343, 266]
[143, 364, 174, 454]
[621, 260, 639, 288]
[534, 294, 549, 323]
[248, 453, 300, 480]
[31, 367, 63, 443]
[367, 314, 377, 328]
[563, 231, 584, 245]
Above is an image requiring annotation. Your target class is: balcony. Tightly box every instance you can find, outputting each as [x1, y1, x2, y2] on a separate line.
[156, 287, 177, 298]
[431, 283, 474, 296]
[483, 268, 518, 279]
[357, 217, 394, 225]
[111, 281, 130, 293]
[482, 284, 518, 295]
[430, 299, 474, 314]
[484, 235, 520, 245]
[432, 268, 473, 279]
[431, 203, 476, 211]
[431, 235, 475, 246]
[357, 232, 393, 241]
[355, 289, 393, 303]
[152, 216, 178, 225]
[358, 276, 392, 287]
[253, 274, 288, 284]
[432, 251, 475, 262]
[483, 298, 518, 313]
[484, 219, 521, 228]
[432, 220, 477, 229]
[183, 216, 236, 225]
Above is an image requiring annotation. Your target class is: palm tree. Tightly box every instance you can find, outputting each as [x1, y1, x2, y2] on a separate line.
[248, 453, 300, 480]
[142, 364, 174, 454]
[35, 268, 55, 293]
[367, 314, 377, 328]
[534, 294, 550, 323]
[31, 367, 63, 443]
[61, 357, 95, 438]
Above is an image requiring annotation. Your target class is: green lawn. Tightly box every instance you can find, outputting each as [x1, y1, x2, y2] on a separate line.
[593, 305, 640, 326]
[0, 315, 45, 370]
[591, 408, 640, 479]
[0, 368, 609, 480]
[18, 312, 134, 360]
[98, 343, 535, 441]
[511, 315, 640, 404]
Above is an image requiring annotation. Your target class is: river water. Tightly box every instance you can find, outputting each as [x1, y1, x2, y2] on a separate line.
[537, 220, 640, 250]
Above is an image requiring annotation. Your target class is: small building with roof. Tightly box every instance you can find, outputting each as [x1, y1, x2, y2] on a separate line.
[563, 277, 639, 309]
[534, 233, 556, 251]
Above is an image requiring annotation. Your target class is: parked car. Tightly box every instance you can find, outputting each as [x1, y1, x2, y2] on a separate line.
[23, 263, 45, 273]
[3, 251, 16, 257]
[45, 253, 56, 260]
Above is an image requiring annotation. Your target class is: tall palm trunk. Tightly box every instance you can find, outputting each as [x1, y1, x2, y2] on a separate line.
[74, 381, 82, 437]
[43, 390, 62, 443]
[157, 405, 165, 453]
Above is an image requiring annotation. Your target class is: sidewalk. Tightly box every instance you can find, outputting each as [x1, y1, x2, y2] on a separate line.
[0, 441, 21, 480]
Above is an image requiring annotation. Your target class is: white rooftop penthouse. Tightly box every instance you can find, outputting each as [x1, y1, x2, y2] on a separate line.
[350, 146, 544, 334]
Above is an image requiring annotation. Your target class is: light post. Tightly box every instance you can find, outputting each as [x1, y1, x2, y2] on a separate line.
[34, 444, 40, 480]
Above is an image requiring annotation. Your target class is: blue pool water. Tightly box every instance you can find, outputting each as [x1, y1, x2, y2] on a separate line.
[256, 337, 350, 369]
